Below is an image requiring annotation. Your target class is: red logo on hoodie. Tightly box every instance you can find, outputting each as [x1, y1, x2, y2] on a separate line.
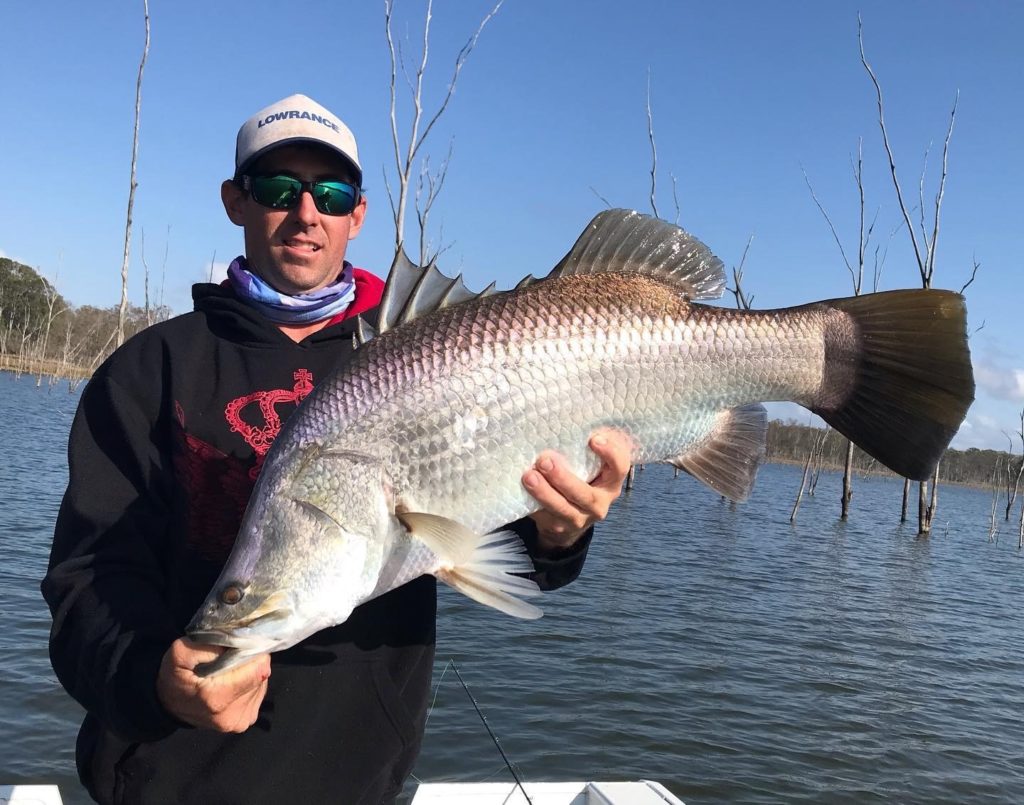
[172, 369, 315, 562]
[225, 369, 314, 459]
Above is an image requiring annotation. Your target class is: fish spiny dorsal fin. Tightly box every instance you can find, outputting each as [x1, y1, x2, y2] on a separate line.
[373, 249, 499, 337]
[358, 211, 723, 346]
[353, 316, 377, 347]
[548, 209, 727, 301]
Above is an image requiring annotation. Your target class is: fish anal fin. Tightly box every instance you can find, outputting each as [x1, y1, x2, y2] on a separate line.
[398, 513, 543, 620]
[671, 404, 768, 501]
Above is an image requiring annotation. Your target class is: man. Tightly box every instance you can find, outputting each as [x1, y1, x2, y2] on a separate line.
[42, 94, 631, 804]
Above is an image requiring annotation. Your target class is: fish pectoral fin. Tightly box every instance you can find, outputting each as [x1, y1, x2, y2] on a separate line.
[398, 513, 543, 620]
[670, 404, 768, 502]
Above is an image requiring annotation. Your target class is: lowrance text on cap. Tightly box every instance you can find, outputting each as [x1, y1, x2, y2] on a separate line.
[234, 93, 362, 180]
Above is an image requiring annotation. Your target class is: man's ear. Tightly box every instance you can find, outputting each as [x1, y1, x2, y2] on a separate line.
[347, 196, 368, 240]
[221, 179, 247, 226]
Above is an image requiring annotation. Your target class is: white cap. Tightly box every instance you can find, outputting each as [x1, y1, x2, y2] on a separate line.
[234, 93, 362, 182]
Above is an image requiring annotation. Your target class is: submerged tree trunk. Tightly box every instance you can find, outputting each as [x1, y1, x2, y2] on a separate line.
[791, 449, 814, 523]
[841, 439, 854, 520]
[791, 430, 826, 523]
[918, 463, 940, 536]
[1006, 410, 1024, 520]
[1019, 495, 1023, 550]
[989, 462, 1002, 542]
[918, 480, 929, 536]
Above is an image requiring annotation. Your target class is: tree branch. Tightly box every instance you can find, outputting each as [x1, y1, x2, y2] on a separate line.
[646, 69, 659, 219]
[927, 90, 958, 279]
[859, 14, 926, 281]
[116, 0, 150, 348]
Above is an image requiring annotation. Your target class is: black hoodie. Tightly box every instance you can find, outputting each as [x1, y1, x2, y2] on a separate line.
[42, 280, 591, 805]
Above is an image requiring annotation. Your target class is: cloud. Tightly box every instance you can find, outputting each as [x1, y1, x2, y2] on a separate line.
[199, 260, 231, 285]
[0, 247, 7, 259]
[974, 362, 1024, 403]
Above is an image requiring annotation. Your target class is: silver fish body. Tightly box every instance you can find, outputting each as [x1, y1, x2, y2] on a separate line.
[188, 211, 974, 674]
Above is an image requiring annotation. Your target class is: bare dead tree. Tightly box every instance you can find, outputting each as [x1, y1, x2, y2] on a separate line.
[141, 227, 152, 327]
[669, 173, 681, 225]
[728, 236, 755, 310]
[414, 144, 454, 267]
[1007, 409, 1024, 521]
[988, 459, 1003, 542]
[589, 186, 613, 208]
[809, 429, 830, 496]
[159, 224, 170, 311]
[791, 427, 828, 522]
[646, 69, 659, 220]
[860, 14, 959, 536]
[35, 271, 67, 386]
[959, 256, 981, 295]
[116, 0, 150, 348]
[1019, 481, 1024, 550]
[802, 140, 881, 520]
[384, 0, 502, 258]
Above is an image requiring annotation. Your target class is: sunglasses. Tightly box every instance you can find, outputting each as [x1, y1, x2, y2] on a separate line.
[240, 174, 361, 216]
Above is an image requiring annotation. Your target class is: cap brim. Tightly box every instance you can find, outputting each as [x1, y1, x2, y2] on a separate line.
[236, 137, 362, 183]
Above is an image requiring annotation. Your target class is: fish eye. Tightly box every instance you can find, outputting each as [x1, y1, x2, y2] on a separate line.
[219, 584, 245, 606]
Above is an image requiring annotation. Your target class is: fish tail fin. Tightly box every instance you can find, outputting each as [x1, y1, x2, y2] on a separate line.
[398, 513, 543, 619]
[811, 289, 974, 480]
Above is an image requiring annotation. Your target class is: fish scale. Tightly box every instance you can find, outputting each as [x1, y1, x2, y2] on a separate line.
[291, 274, 826, 537]
[187, 209, 974, 676]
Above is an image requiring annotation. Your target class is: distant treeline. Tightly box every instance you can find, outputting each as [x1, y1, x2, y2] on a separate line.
[0, 257, 171, 379]
[766, 420, 1019, 488]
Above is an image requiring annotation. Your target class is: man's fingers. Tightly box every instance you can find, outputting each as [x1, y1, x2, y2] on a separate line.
[526, 455, 598, 520]
[171, 637, 227, 668]
[589, 430, 634, 489]
[523, 464, 588, 523]
[201, 654, 271, 701]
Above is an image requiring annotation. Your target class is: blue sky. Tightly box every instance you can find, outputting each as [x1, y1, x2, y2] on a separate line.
[2, 1, 1021, 450]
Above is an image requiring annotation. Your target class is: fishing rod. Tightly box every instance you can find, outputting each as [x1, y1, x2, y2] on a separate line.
[451, 660, 534, 805]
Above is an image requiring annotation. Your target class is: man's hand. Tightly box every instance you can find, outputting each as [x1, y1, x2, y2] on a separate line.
[523, 429, 634, 553]
[156, 638, 270, 733]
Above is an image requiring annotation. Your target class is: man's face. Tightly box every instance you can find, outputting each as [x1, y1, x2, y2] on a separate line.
[221, 144, 367, 295]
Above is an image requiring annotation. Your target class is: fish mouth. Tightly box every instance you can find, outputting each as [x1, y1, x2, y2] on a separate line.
[187, 607, 295, 678]
[187, 606, 294, 646]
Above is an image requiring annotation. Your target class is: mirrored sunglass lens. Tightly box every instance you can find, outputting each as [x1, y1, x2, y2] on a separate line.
[313, 182, 357, 215]
[252, 176, 301, 209]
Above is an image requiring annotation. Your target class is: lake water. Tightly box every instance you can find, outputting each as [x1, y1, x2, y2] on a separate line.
[2, 369, 1023, 804]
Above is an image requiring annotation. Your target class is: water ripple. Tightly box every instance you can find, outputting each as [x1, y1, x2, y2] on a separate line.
[3, 373, 1024, 804]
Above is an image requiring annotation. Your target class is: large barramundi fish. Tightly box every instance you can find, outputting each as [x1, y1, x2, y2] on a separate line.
[188, 209, 974, 674]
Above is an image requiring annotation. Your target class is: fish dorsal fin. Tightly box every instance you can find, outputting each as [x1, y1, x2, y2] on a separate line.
[548, 209, 726, 301]
[360, 210, 723, 345]
[374, 250, 498, 337]
[354, 316, 377, 347]
[671, 403, 768, 501]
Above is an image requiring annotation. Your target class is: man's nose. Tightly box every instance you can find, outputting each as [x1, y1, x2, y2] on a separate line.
[293, 188, 319, 224]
